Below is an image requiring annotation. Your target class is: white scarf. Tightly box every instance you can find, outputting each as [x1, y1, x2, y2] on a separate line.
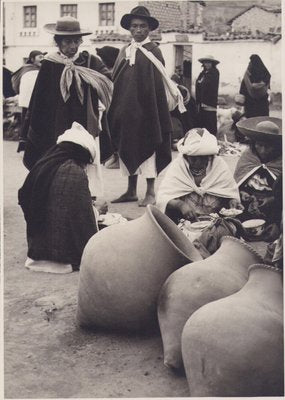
[125, 38, 186, 113]
[45, 52, 113, 109]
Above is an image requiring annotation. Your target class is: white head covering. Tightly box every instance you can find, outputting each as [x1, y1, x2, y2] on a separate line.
[177, 128, 219, 156]
[56, 122, 96, 162]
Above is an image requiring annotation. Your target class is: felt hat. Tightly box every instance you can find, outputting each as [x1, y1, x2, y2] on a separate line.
[236, 116, 282, 144]
[198, 55, 220, 65]
[120, 6, 159, 31]
[44, 16, 92, 36]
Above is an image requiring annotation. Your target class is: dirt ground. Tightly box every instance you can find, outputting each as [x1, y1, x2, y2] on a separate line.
[3, 141, 189, 398]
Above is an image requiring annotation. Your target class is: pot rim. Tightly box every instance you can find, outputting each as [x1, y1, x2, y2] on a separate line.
[146, 205, 202, 262]
[249, 263, 283, 274]
[221, 236, 264, 263]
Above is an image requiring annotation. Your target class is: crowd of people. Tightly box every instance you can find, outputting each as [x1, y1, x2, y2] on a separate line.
[3, 6, 282, 273]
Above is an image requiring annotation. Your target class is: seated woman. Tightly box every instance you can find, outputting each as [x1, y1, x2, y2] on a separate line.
[234, 117, 282, 225]
[156, 128, 242, 223]
[18, 122, 98, 273]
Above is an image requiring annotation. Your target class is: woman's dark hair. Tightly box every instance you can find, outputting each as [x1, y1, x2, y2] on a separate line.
[53, 35, 83, 47]
[57, 141, 93, 165]
[250, 140, 281, 161]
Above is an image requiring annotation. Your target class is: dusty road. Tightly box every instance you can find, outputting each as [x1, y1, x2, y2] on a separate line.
[3, 140, 189, 398]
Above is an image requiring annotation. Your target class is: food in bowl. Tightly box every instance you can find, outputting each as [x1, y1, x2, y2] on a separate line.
[242, 219, 265, 237]
[219, 207, 243, 217]
[191, 220, 212, 230]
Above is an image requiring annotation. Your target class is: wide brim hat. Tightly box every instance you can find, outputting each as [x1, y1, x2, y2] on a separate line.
[120, 6, 159, 31]
[198, 55, 220, 65]
[44, 16, 92, 36]
[236, 116, 282, 144]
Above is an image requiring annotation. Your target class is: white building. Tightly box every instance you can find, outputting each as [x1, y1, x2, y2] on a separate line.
[3, 1, 141, 70]
[3, 1, 282, 96]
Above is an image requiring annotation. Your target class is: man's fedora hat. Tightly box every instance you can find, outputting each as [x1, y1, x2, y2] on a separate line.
[236, 116, 282, 144]
[198, 55, 220, 65]
[44, 16, 92, 36]
[120, 6, 159, 31]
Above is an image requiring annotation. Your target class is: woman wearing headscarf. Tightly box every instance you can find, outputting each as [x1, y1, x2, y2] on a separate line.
[195, 55, 220, 136]
[239, 54, 271, 118]
[156, 128, 242, 223]
[18, 122, 98, 274]
[234, 117, 282, 228]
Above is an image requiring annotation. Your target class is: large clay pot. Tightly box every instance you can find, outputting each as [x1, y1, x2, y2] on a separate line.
[77, 205, 201, 332]
[182, 264, 283, 397]
[157, 236, 263, 370]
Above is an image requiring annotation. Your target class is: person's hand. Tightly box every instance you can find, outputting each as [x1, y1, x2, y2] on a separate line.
[240, 191, 252, 202]
[180, 202, 198, 222]
[229, 199, 244, 210]
[258, 196, 274, 210]
[93, 199, 108, 215]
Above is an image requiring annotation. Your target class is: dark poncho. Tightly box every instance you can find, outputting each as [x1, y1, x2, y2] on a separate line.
[19, 142, 97, 266]
[240, 54, 271, 118]
[23, 51, 112, 170]
[195, 67, 219, 108]
[107, 41, 172, 175]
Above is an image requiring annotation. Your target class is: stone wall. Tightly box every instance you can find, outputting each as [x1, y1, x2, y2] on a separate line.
[139, 1, 182, 30]
[231, 7, 281, 34]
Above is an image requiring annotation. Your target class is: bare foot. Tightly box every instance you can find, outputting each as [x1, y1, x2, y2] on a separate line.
[138, 194, 156, 207]
[111, 193, 138, 203]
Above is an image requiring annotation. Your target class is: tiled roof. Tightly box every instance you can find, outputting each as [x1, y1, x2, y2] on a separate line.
[91, 27, 203, 43]
[203, 31, 281, 44]
[227, 5, 281, 25]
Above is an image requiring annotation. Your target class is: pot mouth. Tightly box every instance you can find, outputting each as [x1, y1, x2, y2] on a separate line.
[146, 205, 202, 262]
[249, 263, 283, 274]
[221, 236, 264, 263]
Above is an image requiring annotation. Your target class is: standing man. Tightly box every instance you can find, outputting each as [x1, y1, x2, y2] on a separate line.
[108, 6, 176, 207]
[23, 16, 113, 197]
[195, 55, 220, 136]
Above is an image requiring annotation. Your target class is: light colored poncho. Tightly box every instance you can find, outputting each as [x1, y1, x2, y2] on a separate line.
[156, 155, 240, 213]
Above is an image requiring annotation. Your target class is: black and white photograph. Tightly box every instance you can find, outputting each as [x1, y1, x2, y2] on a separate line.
[2, 0, 283, 398]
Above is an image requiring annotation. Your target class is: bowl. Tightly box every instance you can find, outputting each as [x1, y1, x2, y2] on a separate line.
[219, 208, 243, 217]
[242, 219, 265, 237]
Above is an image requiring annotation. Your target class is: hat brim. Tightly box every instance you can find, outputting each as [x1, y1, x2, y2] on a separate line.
[198, 57, 220, 65]
[44, 23, 92, 36]
[120, 14, 159, 31]
[236, 116, 282, 143]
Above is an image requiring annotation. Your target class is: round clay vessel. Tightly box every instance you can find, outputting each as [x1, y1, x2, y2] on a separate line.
[157, 236, 263, 370]
[182, 264, 283, 397]
[77, 205, 201, 332]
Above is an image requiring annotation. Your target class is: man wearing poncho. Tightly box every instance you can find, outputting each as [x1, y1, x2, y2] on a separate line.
[156, 128, 242, 223]
[108, 6, 184, 206]
[23, 17, 113, 196]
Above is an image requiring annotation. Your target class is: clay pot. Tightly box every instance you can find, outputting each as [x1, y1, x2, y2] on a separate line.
[182, 264, 284, 397]
[77, 205, 201, 332]
[157, 236, 263, 370]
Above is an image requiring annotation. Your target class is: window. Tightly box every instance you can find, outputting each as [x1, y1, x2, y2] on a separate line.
[99, 3, 115, 26]
[60, 4, 78, 18]
[23, 6, 37, 28]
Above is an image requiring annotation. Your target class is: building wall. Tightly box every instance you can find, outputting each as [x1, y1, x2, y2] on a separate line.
[139, 1, 182, 30]
[192, 39, 281, 96]
[3, 0, 139, 70]
[231, 7, 281, 33]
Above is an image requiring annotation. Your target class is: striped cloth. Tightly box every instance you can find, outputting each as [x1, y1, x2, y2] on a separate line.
[46, 52, 113, 110]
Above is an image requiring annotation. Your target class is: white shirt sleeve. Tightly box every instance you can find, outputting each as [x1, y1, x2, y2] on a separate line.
[18, 70, 39, 108]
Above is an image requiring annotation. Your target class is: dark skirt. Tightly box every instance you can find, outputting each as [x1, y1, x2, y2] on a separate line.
[197, 109, 217, 136]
